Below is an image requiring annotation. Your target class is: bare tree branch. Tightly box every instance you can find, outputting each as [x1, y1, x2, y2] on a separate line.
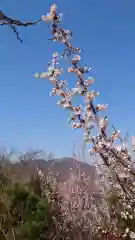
[0, 10, 41, 43]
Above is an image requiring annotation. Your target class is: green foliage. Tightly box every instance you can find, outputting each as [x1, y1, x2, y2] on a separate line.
[0, 164, 62, 240]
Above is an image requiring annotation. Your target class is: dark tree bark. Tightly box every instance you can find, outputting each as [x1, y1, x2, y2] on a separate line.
[0, 10, 41, 43]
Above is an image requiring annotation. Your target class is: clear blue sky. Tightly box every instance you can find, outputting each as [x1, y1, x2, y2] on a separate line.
[0, 0, 135, 157]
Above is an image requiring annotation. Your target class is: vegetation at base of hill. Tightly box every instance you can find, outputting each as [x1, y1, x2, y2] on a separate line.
[1, 155, 135, 240]
[0, 158, 64, 240]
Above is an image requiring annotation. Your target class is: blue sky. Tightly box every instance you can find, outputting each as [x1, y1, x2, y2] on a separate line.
[0, 0, 135, 158]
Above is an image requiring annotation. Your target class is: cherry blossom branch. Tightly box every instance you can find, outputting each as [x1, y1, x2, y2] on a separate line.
[34, 4, 135, 200]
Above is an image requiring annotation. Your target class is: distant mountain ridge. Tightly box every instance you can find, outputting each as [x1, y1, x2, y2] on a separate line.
[11, 157, 96, 184]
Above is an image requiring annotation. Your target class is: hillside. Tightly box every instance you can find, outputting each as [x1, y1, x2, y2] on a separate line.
[9, 157, 96, 183]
